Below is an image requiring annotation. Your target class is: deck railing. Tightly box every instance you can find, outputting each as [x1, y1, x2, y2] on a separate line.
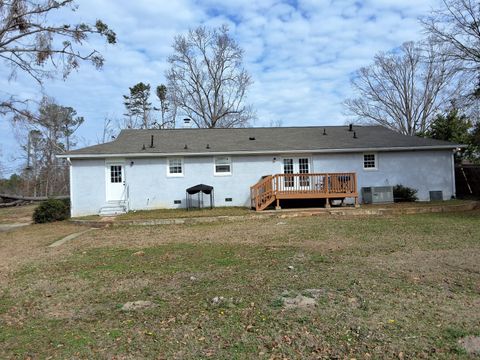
[275, 172, 357, 194]
[250, 172, 358, 211]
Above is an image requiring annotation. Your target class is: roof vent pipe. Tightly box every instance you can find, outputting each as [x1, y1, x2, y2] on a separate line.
[149, 135, 155, 148]
[353, 131, 357, 139]
[206, 144, 210, 149]
[183, 118, 192, 128]
[323, 128, 327, 135]
[349, 124, 353, 132]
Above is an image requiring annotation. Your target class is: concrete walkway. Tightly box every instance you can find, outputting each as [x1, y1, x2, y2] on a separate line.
[48, 228, 97, 248]
[0, 223, 31, 232]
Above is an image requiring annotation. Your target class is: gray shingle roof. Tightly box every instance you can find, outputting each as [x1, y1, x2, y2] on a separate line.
[63, 125, 458, 158]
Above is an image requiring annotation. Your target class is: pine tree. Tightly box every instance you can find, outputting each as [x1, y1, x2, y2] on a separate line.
[123, 82, 152, 129]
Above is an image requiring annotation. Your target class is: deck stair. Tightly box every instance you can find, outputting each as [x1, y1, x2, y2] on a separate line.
[250, 172, 358, 211]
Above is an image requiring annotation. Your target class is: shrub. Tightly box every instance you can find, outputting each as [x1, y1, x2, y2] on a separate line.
[393, 185, 418, 202]
[33, 198, 70, 223]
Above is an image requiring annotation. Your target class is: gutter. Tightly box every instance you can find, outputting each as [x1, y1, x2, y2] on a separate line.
[57, 144, 463, 159]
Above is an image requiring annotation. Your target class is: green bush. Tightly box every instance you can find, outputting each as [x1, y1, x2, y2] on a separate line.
[32, 198, 70, 223]
[393, 185, 418, 202]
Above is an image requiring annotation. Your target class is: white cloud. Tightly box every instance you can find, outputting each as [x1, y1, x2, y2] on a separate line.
[0, 0, 440, 173]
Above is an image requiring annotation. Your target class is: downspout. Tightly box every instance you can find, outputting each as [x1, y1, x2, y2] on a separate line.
[451, 150, 456, 199]
[67, 157, 73, 217]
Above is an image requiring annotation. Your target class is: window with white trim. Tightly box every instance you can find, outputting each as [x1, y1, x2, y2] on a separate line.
[363, 153, 377, 169]
[214, 156, 232, 175]
[167, 158, 183, 176]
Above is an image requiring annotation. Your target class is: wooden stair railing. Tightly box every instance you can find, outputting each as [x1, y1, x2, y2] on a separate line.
[250, 175, 276, 211]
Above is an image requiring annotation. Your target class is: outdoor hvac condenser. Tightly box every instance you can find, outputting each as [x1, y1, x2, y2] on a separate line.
[361, 186, 394, 204]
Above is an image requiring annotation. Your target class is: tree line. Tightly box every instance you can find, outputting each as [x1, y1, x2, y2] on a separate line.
[345, 0, 480, 162]
[1, 0, 480, 196]
[0, 2, 254, 196]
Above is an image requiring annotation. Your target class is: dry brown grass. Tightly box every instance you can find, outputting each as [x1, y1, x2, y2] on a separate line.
[0, 222, 87, 285]
[0, 210, 479, 359]
[0, 204, 37, 224]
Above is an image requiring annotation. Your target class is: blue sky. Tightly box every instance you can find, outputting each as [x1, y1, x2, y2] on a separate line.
[0, 0, 440, 175]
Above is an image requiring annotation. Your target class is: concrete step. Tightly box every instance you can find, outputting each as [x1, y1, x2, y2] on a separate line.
[99, 203, 126, 216]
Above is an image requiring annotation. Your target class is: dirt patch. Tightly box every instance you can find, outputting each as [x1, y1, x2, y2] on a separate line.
[281, 289, 326, 310]
[121, 300, 157, 311]
[283, 295, 316, 309]
[112, 278, 152, 293]
[458, 336, 480, 355]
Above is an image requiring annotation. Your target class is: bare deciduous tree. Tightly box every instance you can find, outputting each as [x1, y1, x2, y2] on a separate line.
[97, 116, 117, 144]
[0, 0, 116, 118]
[422, 0, 480, 70]
[345, 41, 459, 135]
[166, 25, 255, 128]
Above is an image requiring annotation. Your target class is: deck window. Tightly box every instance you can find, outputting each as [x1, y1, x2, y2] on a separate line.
[167, 158, 184, 176]
[214, 156, 232, 175]
[363, 153, 377, 169]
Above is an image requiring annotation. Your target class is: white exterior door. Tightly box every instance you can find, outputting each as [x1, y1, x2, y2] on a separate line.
[106, 163, 125, 201]
[282, 157, 311, 189]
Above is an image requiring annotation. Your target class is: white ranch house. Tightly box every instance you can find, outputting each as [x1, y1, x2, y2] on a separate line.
[59, 125, 459, 217]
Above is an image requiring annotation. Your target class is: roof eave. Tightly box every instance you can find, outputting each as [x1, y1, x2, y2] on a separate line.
[57, 144, 462, 159]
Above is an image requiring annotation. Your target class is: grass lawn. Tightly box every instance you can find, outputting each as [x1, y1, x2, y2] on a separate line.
[0, 210, 479, 358]
[0, 204, 37, 224]
[117, 206, 254, 220]
[73, 200, 475, 221]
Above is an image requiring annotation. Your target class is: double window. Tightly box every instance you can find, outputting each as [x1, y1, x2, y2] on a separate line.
[214, 156, 232, 175]
[363, 153, 377, 170]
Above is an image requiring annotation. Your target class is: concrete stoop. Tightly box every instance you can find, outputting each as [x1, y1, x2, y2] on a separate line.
[99, 202, 127, 216]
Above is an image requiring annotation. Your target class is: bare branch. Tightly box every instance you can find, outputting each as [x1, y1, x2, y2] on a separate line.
[345, 41, 459, 135]
[0, 0, 116, 118]
[166, 25, 255, 128]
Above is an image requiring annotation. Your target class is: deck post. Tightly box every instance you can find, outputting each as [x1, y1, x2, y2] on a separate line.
[325, 198, 330, 208]
[275, 198, 281, 210]
[354, 196, 359, 208]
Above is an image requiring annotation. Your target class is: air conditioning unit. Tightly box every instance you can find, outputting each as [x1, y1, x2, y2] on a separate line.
[362, 186, 394, 204]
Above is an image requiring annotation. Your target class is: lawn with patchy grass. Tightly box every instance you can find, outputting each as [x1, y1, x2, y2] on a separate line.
[0, 210, 479, 359]
[0, 204, 36, 224]
[117, 206, 253, 220]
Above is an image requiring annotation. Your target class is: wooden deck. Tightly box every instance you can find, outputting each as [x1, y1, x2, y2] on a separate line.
[250, 173, 358, 211]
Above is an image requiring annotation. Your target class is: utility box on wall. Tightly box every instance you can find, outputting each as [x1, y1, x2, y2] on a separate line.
[429, 190, 443, 201]
[362, 186, 394, 204]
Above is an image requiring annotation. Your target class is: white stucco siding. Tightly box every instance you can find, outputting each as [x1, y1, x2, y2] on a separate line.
[70, 159, 106, 216]
[126, 155, 281, 210]
[313, 150, 455, 201]
[69, 149, 455, 216]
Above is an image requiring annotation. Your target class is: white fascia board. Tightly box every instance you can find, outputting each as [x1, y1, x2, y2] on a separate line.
[57, 144, 461, 159]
